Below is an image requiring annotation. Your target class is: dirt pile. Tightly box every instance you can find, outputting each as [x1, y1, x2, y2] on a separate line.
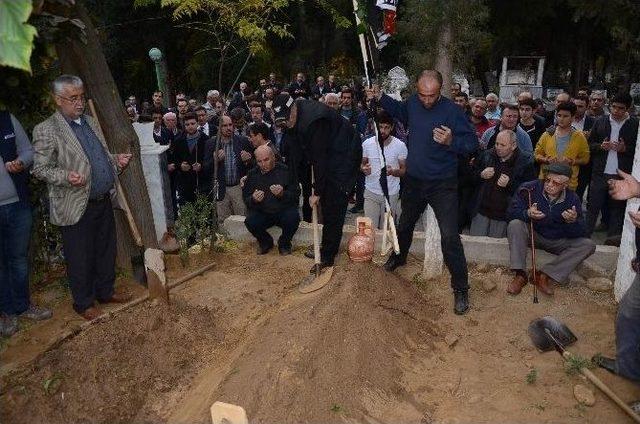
[0, 298, 223, 424]
[212, 262, 442, 424]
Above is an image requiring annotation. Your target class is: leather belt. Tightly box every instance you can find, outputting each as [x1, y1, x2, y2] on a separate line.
[88, 193, 109, 202]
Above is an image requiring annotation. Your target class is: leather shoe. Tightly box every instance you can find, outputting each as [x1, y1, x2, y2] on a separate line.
[99, 292, 132, 304]
[383, 254, 406, 272]
[454, 291, 469, 315]
[592, 355, 618, 375]
[534, 272, 555, 296]
[507, 274, 527, 295]
[257, 243, 273, 255]
[278, 245, 292, 256]
[304, 245, 315, 259]
[79, 306, 103, 321]
[309, 262, 332, 275]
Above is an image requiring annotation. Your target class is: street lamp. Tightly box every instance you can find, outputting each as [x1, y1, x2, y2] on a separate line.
[148, 47, 168, 106]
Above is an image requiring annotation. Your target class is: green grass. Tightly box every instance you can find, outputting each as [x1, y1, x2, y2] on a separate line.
[565, 354, 594, 376]
[330, 404, 342, 413]
[526, 368, 538, 384]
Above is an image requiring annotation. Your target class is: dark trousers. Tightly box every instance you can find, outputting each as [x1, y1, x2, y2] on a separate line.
[244, 208, 300, 249]
[616, 274, 640, 382]
[320, 182, 349, 265]
[576, 163, 591, 200]
[60, 198, 116, 313]
[586, 172, 625, 238]
[0, 201, 32, 315]
[169, 171, 178, 219]
[396, 175, 469, 292]
[353, 172, 365, 209]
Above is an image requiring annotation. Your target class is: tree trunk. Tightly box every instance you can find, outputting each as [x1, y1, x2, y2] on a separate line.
[55, 0, 158, 270]
[434, 22, 453, 97]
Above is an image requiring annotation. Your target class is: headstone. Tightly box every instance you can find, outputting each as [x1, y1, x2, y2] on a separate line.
[614, 121, 640, 302]
[422, 206, 443, 279]
[132, 122, 172, 242]
[210, 402, 248, 424]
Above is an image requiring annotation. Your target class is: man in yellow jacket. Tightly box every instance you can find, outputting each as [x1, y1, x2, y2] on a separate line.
[534, 101, 590, 191]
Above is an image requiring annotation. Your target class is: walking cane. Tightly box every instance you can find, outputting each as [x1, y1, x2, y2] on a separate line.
[521, 187, 539, 304]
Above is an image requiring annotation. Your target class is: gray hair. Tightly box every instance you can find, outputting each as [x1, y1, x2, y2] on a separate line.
[52, 74, 83, 95]
[207, 90, 219, 98]
[325, 93, 339, 102]
[497, 129, 517, 145]
[486, 92, 499, 101]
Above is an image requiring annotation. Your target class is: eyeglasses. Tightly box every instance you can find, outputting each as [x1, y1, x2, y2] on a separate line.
[544, 177, 568, 187]
[57, 94, 86, 104]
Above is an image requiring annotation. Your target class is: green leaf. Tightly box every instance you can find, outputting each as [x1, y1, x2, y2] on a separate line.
[0, 0, 37, 73]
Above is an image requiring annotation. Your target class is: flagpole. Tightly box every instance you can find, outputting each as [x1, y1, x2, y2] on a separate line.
[352, 0, 399, 255]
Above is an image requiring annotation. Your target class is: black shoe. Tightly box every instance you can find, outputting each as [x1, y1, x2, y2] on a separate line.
[454, 291, 469, 315]
[349, 206, 363, 214]
[592, 355, 618, 375]
[278, 245, 292, 256]
[257, 243, 273, 255]
[309, 262, 332, 274]
[383, 254, 406, 272]
[304, 245, 315, 259]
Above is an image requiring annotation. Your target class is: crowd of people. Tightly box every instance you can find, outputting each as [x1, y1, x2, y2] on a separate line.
[1, 69, 639, 343]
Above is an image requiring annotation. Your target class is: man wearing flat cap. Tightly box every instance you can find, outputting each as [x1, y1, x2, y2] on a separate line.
[271, 93, 361, 273]
[505, 163, 596, 296]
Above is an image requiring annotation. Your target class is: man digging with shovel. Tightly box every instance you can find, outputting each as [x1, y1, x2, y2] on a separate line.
[271, 93, 361, 287]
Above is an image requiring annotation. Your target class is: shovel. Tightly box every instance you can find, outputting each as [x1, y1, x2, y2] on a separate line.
[88, 99, 147, 285]
[299, 168, 334, 294]
[528, 316, 640, 423]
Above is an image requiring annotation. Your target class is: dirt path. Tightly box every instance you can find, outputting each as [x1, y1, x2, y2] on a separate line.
[1, 243, 639, 424]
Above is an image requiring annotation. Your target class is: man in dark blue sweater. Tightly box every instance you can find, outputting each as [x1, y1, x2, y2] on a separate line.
[368, 70, 478, 315]
[506, 163, 595, 296]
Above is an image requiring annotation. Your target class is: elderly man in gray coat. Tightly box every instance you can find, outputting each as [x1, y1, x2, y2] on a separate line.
[32, 75, 132, 320]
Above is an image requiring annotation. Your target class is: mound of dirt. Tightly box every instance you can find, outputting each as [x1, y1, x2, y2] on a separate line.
[212, 262, 442, 423]
[1, 299, 223, 424]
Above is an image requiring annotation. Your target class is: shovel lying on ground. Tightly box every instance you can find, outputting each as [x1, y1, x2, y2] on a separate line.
[299, 169, 333, 294]
[88, 99, 146, 285]
[528, 316, 640, 423]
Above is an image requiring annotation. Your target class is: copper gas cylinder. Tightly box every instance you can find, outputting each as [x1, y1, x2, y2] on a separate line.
[348, 221, 375, 262]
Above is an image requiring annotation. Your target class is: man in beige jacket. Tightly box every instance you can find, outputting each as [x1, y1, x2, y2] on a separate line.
[32, 75, 132, 320]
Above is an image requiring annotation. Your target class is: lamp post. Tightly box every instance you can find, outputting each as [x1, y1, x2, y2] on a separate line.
[148, 47, 168, 106]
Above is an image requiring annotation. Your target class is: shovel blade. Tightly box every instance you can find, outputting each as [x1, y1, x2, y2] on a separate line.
[528, 316, 578, 352]
[299, 266, 334, 294]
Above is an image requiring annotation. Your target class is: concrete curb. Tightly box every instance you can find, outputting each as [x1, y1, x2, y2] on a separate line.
[223, 215, 618, 278]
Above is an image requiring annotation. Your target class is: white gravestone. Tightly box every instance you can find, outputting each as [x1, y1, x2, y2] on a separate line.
[422, 206, 443, 278]
[132, 122, 172, 242]
[614, 122, 640, 301]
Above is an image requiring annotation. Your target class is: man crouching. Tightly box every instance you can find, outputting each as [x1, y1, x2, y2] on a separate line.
[243, 145, 300, 255]
[506, 163, 596, 295]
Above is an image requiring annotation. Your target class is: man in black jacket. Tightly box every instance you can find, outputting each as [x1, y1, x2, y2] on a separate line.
[586, 93, 639, 244]
[173, 113, 210, 206]
[243, 145, 300, 255]
[572, 94, 596, 200]
[272, 93, 361, 271]
[470, 129, 536, 238]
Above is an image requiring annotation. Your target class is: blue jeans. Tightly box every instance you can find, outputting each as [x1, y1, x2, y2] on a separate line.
[616, 274, 640, 382]
[0, 201, 32, 315]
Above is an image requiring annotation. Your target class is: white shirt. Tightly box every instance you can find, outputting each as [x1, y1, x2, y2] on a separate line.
[604, 115, 629, 175]
[362, 135, 407, 196]
[199, 122, 210, 137]
[572, 115, 585, 131]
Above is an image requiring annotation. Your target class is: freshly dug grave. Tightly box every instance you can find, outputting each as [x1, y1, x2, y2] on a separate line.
[0, 298, 223, 424]
[211, 262, 443, 424]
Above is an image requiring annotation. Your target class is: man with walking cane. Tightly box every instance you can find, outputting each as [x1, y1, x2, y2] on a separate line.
[506, 163, 595, 296]
[366, 70, 478, 315]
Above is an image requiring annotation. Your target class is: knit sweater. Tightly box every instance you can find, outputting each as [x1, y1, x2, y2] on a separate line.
[534, 128, 590, 190]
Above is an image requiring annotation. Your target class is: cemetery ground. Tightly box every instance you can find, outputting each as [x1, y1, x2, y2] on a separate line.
[1, 242, 639, 424]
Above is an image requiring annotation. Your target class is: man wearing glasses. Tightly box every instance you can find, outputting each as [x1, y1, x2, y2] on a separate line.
[505, 163, 595, 296]
[32, 74, 133, 321]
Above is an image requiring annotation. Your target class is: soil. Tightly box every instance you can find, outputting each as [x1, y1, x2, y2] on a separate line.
[2, 243, 640, 424]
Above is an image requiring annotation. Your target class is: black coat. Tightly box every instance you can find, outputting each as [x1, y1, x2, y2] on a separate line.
[173, 132, 210, 201]
[588, 115, 639, 175]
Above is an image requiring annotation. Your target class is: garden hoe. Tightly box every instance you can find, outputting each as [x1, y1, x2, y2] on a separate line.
[528, 316, 640, 423]
[299, 168, 333, 294]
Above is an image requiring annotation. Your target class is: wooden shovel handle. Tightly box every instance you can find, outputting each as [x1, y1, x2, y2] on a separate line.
[562, 351, 640, 423]
[311, 167, 320, 265]
[87, 99, 143, 248]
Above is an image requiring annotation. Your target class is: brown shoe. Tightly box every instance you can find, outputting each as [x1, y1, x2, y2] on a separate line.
[534, 272, 555, 296]
[79, 306, 103, 321]
[507, 274, 526, 295]
[99, 292, 132, 304]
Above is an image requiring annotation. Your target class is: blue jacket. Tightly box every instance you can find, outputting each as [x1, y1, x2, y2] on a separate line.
[380, 94, 478, 181]
[507, 179, 586, 239]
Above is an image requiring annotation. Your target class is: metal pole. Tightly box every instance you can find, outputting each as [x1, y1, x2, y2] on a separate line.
[149, 47, 168, 106]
